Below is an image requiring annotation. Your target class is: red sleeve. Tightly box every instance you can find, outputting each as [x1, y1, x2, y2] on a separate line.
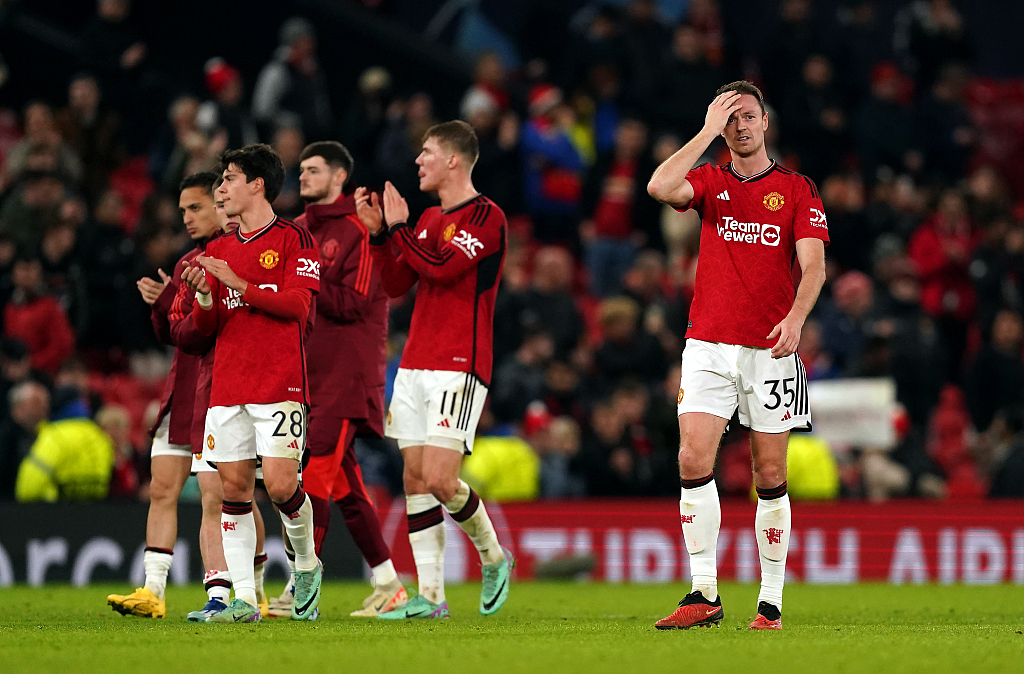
[317, 220, 375, 322]
[390, 203, 505, 285]
[676, 162, 710, 213]
[907, 226, 946, 277]
[369, 230, 419, 297]
[192, 274, 220, 336]
[150, 285, 175, 345]
[168, 277, 216, 356]
[792, 176, 830, 245]
[242, 285, 312, 323]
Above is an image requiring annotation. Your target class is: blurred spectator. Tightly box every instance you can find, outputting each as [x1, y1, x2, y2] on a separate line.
[374, 92, 437, 215]
[252, 17, 333, 141]
[55, 73, 124, 202]
[580, 118, 652, 296]
[1, 379, 50, 500]
[149, 95, 224, 194]
[460, 51, 510, 116]
[539, 359, 589, 428]
[652, 24, 722, 138]
[916, 63, 976, 184]
[520, 84, 586, 244]
[271, 126, 305, 219]
[620, 0, 672, 102]
[14, 380, 114, 502]
[985, 405, 1024, 497]
[782, 54, 850, 182]
[562, 5, 636, 99]
[492, 328, 555, 424]
[854, 62, 920, 186]
[818, 270, 874, 374]
[98, 404, 142, 499]
[0, 170, 66, 250]
[463, 88, 521, 215]
[820, 173, 871, 272]
[834, 1, 896, 100]
[579, 397, 651, 496]
[4, 101, 84, 188]
[197, 58, 258, 151]
[894, 0, 973, 91]
[965, 310, 1024, 432]
[907, 187, 979, 379]
[78, 189, 134, 358]
[535, 415, 586, 498]
[970, 217, 1024, 330]
[964, 165, 1012, 228]
[3, 253, 75, 377]
[686, 0, 725, 68]
[40, 216, 88, 334]
[798, 319, 839, 380]
[338, 67, 392, 188]
[0, 338, 37, 423]
[593, 296, 666, 388]
[760, 0, 826, 106]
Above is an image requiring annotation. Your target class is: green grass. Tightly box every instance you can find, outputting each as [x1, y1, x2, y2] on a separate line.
[1, 582, 1023, 673]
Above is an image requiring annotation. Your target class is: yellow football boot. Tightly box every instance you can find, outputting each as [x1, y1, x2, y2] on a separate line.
[107, 587, 166, 618]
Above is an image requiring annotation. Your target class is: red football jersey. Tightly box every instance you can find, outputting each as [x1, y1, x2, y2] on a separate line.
[370, 194, 506, 385]
[680, 161, 829, 348]
[201, 218, 320, 407]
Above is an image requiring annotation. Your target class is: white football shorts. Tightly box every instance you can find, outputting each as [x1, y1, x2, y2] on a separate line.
[150, 414, 191, 459]
[386, 369, 489, 454]
[204, 401, 306, 463]
[677, 339, 811, 433]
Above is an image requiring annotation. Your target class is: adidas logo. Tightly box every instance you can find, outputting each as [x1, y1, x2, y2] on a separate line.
[418, 230, 428, 240]
[717, 190, 730, 201]
[437, 419, 450, 428]
[781, 410, 792, 422]
[287, 439, 300, 450]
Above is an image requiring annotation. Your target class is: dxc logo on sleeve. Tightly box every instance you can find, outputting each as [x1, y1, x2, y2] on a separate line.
[810, 208, 828, 229]
[451, 230, 485, 259]
[296, 257, 321, 279]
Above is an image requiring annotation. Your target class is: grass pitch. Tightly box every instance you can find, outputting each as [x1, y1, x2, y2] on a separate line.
[1, 582, 1022, 674]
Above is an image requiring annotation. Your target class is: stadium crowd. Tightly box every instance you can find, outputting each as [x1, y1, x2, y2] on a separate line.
[0, 0, 1022, 504]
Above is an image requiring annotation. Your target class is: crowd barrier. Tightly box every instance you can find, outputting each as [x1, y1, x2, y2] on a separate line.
[2, 499, 1023, 585]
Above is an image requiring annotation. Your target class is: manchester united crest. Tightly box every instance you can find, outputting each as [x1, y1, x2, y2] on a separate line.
[763, 192, 785, 211]
[207, 434, 215, 450]
[386, 410, 393, 426]
[259, 249, 280, 269]
[677, 388, 684, 404]
[443, 223, 457, 242]
[321, 238, 339, 264]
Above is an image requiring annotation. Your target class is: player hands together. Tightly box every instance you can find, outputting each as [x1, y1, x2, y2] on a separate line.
[136, 268, 171, 305]
[355, 182, 409, 233]
[767, 313, 802, 359]
[197, 255, 247, 294]
[181, 259, 211, 300]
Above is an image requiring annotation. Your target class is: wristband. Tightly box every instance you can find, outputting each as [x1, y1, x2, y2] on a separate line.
[196, 291, 213, 308]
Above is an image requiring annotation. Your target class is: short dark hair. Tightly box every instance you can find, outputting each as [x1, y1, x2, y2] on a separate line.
[714, 80, 767, 115]
[424, 120, 479, 168]
[299, 141, 354, 184]
[220, 144, 285, 203]
[179, 171, 219, 197]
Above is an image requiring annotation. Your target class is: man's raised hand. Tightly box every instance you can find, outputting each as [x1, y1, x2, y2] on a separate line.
[136, 268, 170, 305]
[355, 186, 383, 235]
[382, 181, 409, 228]
[197, 255, 246, 294]
[181, 260, 211, 296]
[704, 91, 742, 136]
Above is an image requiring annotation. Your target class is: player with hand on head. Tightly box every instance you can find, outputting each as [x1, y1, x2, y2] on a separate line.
[182, 144, 321, 623]
[647, 81, 828, 631]
[356, 120, 512, 620]
[264, 140, 407, 618]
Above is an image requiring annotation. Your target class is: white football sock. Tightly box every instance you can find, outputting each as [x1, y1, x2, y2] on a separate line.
[444, 480, 504, 566]
[680, 479, 721, 601]
[221, 502, 258, 608]
[254, 554, 267, 604]
[372, 559, 399, 587]
[755, 492, 791, 611]
[276, 489, 317, 572]
[407, 493, 445, 604]
[204, 569, 231, 603]
[143, 548, 173, 599]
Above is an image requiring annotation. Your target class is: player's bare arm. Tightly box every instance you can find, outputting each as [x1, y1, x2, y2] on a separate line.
[197, 255, 247, 295]
[354, 186, 383, 235]
[136, 268, 171, 305]
[767, 237, 826, 359]
[648, 91, 741, 207]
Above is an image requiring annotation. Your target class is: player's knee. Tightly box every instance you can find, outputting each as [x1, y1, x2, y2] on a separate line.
[424, 473, 458, 503]
[677, 445, 711, 479]
[149, 476, 180, 505]
[753, 461, 787, 488]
